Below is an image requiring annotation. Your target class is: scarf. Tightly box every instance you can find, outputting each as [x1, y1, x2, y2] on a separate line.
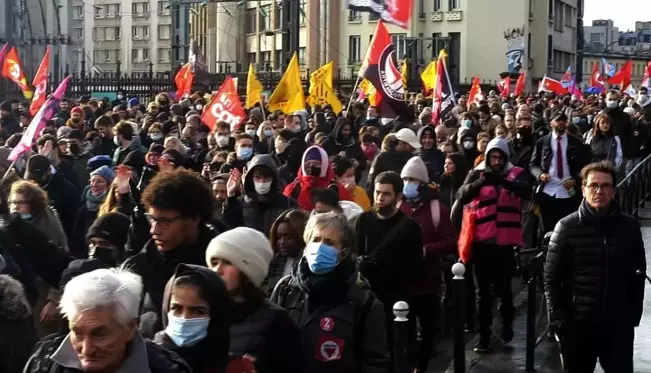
[292, 256, 355, 310]
[86, 189, 107, 211]
[578, 198, 620, 233]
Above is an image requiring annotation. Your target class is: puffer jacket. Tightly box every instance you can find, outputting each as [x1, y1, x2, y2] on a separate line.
[223, 154, 297, 236]
[544, 201, 647, 327]
[23, 334, 191, 373]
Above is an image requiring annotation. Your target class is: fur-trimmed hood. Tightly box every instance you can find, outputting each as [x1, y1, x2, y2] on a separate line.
[0, 274, 31, 320]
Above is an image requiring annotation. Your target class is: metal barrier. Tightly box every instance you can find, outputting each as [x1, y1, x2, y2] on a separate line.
[616, 154, 651, 217]
[393, 302, 410, 373]
[452, 263, 467, 373]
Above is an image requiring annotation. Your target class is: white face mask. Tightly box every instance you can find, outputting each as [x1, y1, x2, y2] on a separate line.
[462, 140, 475, 150]
[254, 181, 272, 195]
[606, 100, 618, 109]
[113, 135, 120, 146]
[216, 135, 229, 147]
[196, 104, 203, 111]
[637, 95, 648, 105]
[246, 129, 256, 137]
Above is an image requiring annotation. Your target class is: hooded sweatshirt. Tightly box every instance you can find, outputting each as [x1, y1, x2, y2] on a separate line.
[224, 154, 297, 236]
[321, 118, 368, 180]
[282, 146, 353, 211]
[154, 264, 231, 373]
[416, 126, 445, 184]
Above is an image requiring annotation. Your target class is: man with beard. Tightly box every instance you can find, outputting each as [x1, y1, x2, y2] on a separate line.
[604, 91, 634, 176]
[457, 138, 532, 352]
[352, 170, 424, 361]
[91, 115, 117, 156]
[530, 112, 590, 235]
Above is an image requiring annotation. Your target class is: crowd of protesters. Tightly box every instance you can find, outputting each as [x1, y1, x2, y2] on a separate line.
[0, 85, 648, 373]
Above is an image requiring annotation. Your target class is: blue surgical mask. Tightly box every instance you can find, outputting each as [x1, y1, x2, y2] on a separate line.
[263, 129, 273, 137]
[463, 119, 473, 128]
[402, 182, 420, 199]
[20, 213, 33, 221]
[165, 313, 210, 347]
[305, 242, 339, 274]
[238, 147, 253, 159]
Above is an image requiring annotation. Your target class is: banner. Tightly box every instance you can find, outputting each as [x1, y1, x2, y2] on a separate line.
[268, 52, 305, 113]
[30, 47, 50, 116]
[2, 46, 32, 99]
[347, 0, 412, 29]
[201, 75, 245, 131]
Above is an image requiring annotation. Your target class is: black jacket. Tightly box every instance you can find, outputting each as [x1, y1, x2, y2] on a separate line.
[322, 119, 368, 181]
[605, 107, 634, 158]
[271, 257, 390, 373]
[223, 154, 297, 236]
[544, 201, 647, 327]
[92, 135, 118, 157]
[0, 275, 38, 373]
[416, 126, 445, 183]
[529, 133, 591, 188]
[366, 151, 412, 196]
[23, 334, 191, 373]
[229, 298, 305, 373]
[43, 172, 79, 239]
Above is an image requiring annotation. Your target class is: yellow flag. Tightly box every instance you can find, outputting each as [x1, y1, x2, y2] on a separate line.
[401, 59, 408, 90]
[307, 62, 343, 113]
[268, 52, 305, 113]
[420, 60, 437, 95]
[359, 79, 379, 107]
[246, 63, 263, 109]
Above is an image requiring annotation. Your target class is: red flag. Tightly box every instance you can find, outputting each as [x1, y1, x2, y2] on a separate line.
[497, 77, 510, 97]
[201, 76, 245, 132]
[2, 46, 32, 99]
[347, 0, 412, 29]
[430, 57, 445, 125]
[514, 72, 526, 96]
[29, 47, 50, 116]
[468, 77, 482, 105]
[358, 20, 406, 118]
[174, 63, 194, 100]
[539, 76, 567, 95]
[642, 61, 651, 88]
[590, 63, 605, 91]
[607, 60, 632, 90]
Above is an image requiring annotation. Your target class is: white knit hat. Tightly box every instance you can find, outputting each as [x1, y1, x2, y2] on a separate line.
[401, 156, 429, 183]
[205, 227, 274, 288]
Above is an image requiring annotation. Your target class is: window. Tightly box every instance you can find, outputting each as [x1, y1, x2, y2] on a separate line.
[349, 35, 361, 63]
[108, 3, 120, 16]
[348, 10, 361, 21]
[143, 25, 149, 38]
[93, 50, 102, 62]
[564, 4, 573, 27]
[73, 5, 83, 19]
[247, 52, 257, 66]
[369, 12, 379, 21]
[132, 49, 139, 62]
[449, 0, 460, 10]
[114, 27, 121, 39]
[143, 2, 150, 13]
[132, 26, 139, 38]
[417, 33, 424, 60]
[261, 51, 271, 66]
[432, 33, 444, 57]
[418, 0, 424, 16]
[391, 33, 407, 59]
[106, 27, 115, 40]
[245, 9, 256, 33]
[298, 47, 306, 65]
[132, 3, 138, 14]
[274, 2, 282, 29]
[93, 27, 106, 41]
[74, 27, 83, 39]
[548, 0, 553, 20]
[275, 49, 283, 69]
[547, 35, 553, 67]
[590, 32, 600, 42]
[260, 5, 271, 32]
[158, 48, 169, 62]
[105, 50, 112, 62]
[554, 0, 563, 29]
[158, 1, 169, 15]
[434, 0, 441, 11]
[94, 6, 102, 18]
[142, 48, 149, 61]
[299, 0, 306, 25]
[158, 25, 170, 39]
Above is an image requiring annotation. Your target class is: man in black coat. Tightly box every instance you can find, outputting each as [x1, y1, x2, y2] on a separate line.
[530, 112, 591, 235]
[544, 161, 646, 373]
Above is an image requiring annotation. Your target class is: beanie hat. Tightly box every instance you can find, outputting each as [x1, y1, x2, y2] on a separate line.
[57, 126, 72, 140]
[91, 165, 115, 185]
[0, 101, 11, 112]
[86, 212, 130, 252]
[87, 155, 113, 172]
[70, 106, 83, 116]
[401, 156, 429, 184]
[205, 227, 273, 288]
[128, 97, 139, 107]
[304, 147, 322, 162]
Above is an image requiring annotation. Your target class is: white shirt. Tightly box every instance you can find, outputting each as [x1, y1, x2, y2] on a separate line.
[543, 132, 572, 199]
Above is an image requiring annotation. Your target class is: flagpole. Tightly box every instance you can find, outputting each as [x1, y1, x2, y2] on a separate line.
[442, 56, 456, 106]
[345, 75, 362, 114]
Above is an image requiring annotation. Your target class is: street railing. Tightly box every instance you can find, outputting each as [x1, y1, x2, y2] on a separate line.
[616, 154, 651, 217]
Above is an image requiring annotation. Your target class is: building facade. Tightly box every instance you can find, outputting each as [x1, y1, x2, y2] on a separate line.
[582, 51, 651, 88]
[584, 19, 622, 53]
[70, 0, 173, 74]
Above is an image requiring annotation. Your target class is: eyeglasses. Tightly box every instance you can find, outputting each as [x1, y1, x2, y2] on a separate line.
[586, 183, 613, 192]
[145, 213, 183, 229]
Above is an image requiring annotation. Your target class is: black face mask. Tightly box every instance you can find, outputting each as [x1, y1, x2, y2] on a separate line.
[72, 118, 81, 124]
[89, 245, 119, 267]
[306, 166, 321, 177]
[69, 143, 80, 155]
[516, 127, 532, 138]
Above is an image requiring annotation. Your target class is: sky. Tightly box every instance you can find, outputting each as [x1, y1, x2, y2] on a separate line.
[583, 0, 651, 31]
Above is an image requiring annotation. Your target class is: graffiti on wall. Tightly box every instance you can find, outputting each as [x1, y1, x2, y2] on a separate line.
[504, 26, 525, 73]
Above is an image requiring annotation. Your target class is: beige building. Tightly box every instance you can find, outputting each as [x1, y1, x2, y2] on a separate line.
[70, 0, 173, 74]
[582, 52, 651, 88]
[190, 0, 580, 87]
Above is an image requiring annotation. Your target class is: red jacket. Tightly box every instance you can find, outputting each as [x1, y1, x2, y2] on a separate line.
[399, 197, 457, 296]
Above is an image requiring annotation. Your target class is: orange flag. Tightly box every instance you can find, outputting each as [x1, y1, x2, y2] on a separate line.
[29, 47, 50, 116]
[514, 71, 526, 96]
[468, 76, 483, 104]
[174, 63, 194, 100]
[2, 46, 32, 99]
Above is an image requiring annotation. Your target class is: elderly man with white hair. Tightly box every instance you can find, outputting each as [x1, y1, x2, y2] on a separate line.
[23, 268, 191, 373]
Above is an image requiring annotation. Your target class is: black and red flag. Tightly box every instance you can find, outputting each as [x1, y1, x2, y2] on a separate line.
[358, 20, 407, 118]
[347, 0, 412, 29]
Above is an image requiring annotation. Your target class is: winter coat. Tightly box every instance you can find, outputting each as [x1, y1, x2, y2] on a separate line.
[416, 126, 446, 183]
[544, 201, 647, 327]
[223, 154, 297, 236]
[42, 172, 79, 239]
[605, 107, 634, 158]
[321, 119, 368, 181]
[92, 135, 117, 157]
[228, 297, 305, 373]
[366, 150, 412, 196]
[0, 275, 38, 373]
[23, 333, 191, 373]
[271, 257, 390, 373]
